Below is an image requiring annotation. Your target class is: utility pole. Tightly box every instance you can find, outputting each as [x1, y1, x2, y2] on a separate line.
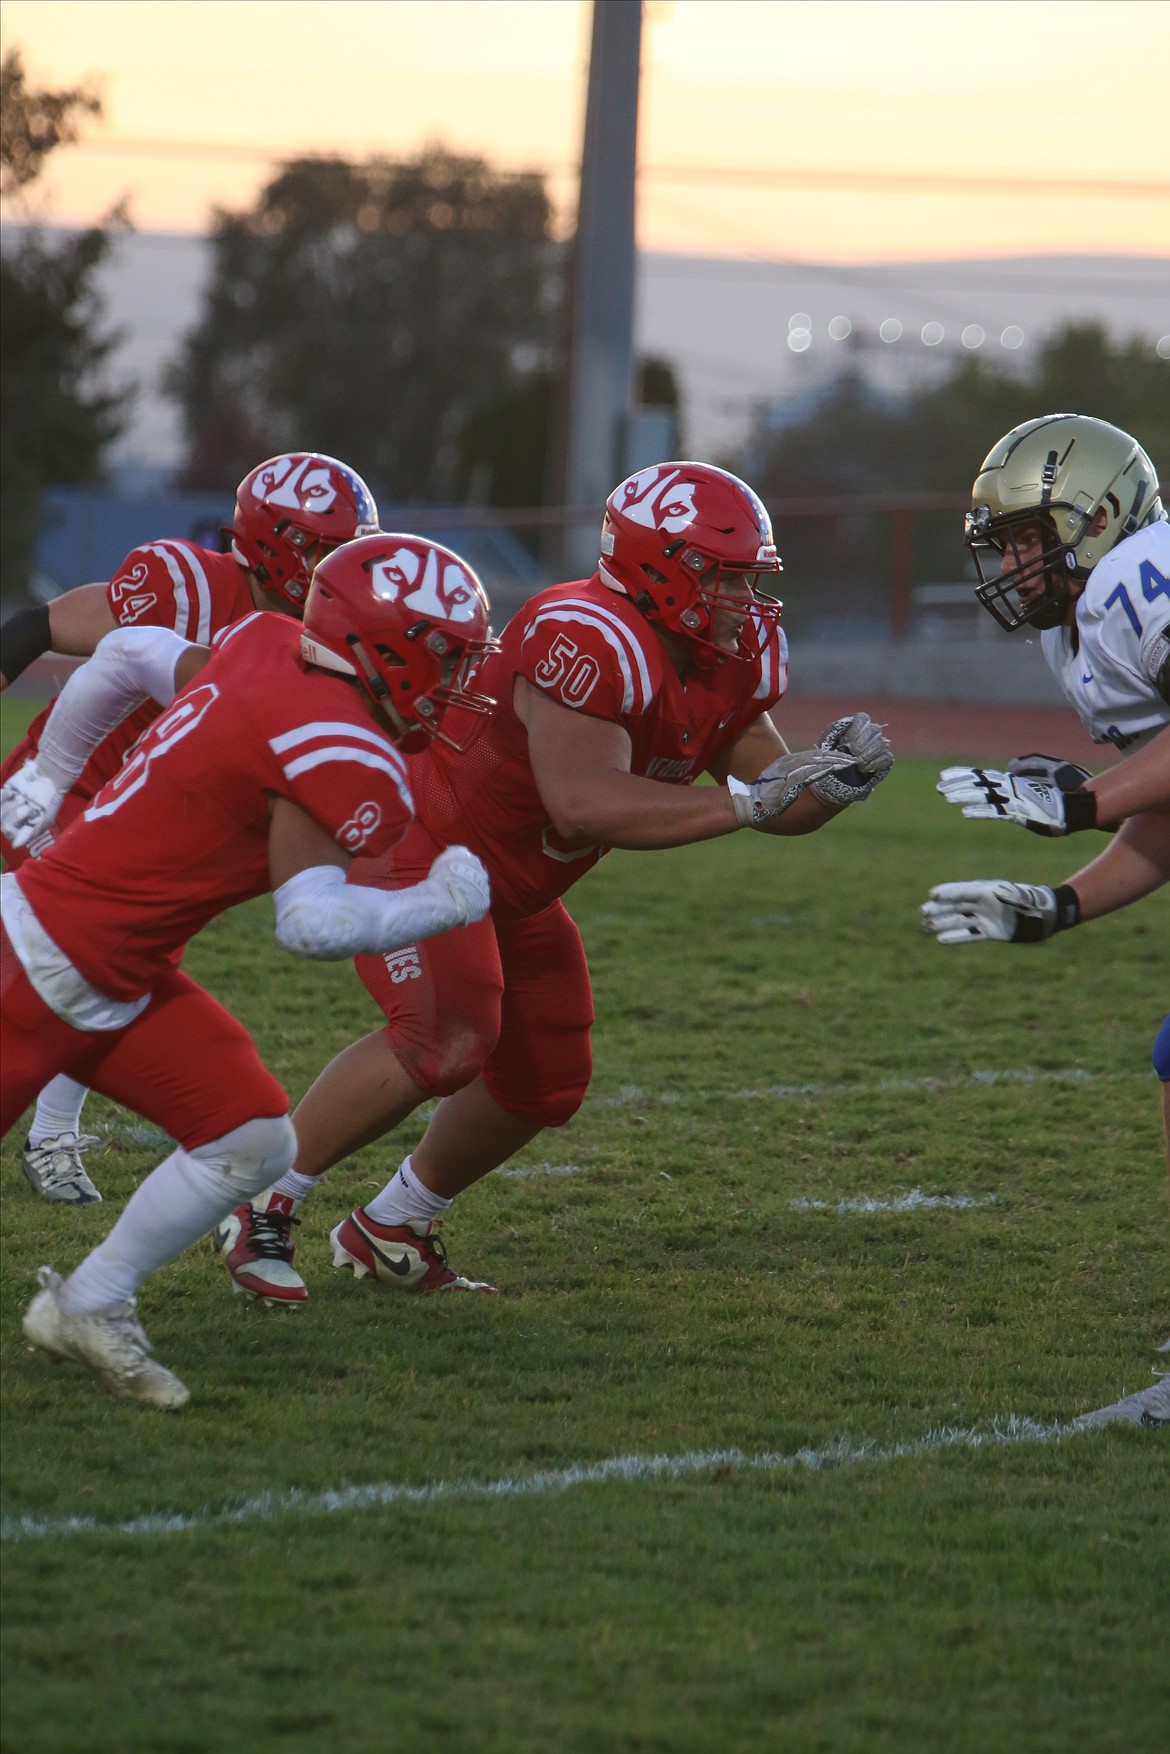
[552, 0, 642, 575]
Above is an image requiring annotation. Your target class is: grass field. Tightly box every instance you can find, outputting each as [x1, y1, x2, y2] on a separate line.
[2, 694, 1167, 1752]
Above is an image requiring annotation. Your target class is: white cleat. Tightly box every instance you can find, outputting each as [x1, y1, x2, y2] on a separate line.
[22, 1267, 189, 1410]
[210, 1191, 307, 1306]
[22, 1132, 104, 1205]
[1074, 1374, 1169, 1430]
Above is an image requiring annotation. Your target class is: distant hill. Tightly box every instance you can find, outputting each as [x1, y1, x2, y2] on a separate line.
[7, 229, 1166, 469]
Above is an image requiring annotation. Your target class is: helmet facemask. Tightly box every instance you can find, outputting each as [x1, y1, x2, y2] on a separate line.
[366, 625, 499, 755]
[675, 554, 782, 669]
[966, 414, 1164, 634]
[966, 504, 1083, 632]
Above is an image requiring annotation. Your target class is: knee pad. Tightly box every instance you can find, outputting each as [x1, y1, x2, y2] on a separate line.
[383, 1019, 493, 1098]
[482, 1078, 590, 1130]
[482, 1039, 592, 1129]
[190, 1112, 297, 1200]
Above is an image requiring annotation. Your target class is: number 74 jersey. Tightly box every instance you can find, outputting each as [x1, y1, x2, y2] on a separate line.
[1041, 520, 1170, 752]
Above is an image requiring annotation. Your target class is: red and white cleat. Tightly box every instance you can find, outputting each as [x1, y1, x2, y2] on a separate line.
[211, 1190, 307, 1306]
[329, 1209, 496, 1294]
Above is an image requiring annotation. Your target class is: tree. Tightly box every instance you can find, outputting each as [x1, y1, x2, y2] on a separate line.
[169, 149, 563, 504]
[0, 50, 129, 598]
[0, 49, 101, 198]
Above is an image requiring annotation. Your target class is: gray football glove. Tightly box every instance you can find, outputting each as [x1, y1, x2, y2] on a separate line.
[729, 746, 858, 828]
[0, 758, 65, 852]
[937, 766, 1097, 836]
[921, 880, 1079, 945]
[808, 713, 895, 806]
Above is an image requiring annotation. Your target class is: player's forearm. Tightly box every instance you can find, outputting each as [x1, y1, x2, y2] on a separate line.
[47, 583, 120, 656]
[1065, 811, 1170, 922]
[273, 856, 488, 958]
[548, 769, 743, 850]
[1085, 727, 1170, 824]
[0, 584, 117, 691]
[35, 626, 192, 789]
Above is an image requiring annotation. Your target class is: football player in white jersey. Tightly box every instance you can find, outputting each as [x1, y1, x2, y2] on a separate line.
[920, 414, 1169, 1427]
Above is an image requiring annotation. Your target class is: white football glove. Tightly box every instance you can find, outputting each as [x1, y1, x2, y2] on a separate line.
[808, 713, 895, 806]
[729, 746, 858, 828]
[937, 766, 1097, 836]
[1007, 751, 1094, 791]
[920, 880, 1079, 945]
[0, 758, 66, 851]
[428, 845, 491, 925]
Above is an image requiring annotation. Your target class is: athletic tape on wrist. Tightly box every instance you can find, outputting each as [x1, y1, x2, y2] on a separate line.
[1060, 790, 1098, 833]
[1051, 884, 1081, 933]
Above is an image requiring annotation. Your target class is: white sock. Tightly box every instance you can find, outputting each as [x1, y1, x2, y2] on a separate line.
[269, 1168, 323, 1212]
[29, 1075, 90, 1145]
[364, 1155, 451, 1228]
[59, 1145, 240, 1315]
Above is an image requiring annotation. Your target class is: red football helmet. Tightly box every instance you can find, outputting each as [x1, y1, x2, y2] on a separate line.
[300, 533, 498, 751]
[231, 453, 380, 608]
[598, 461, 783, 665]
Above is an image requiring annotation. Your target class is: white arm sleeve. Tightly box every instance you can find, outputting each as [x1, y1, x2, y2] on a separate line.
[36, 625, 195, 791]
[273, 863, 478, 961]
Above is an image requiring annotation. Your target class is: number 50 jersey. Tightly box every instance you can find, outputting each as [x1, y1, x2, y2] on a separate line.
[16, 614, 413, 1002]
[1041, 519, 1170, 753]
[399, 574, 788, 919]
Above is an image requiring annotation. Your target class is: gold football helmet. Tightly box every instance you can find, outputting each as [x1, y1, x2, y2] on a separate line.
[965, 413, 1163, 631]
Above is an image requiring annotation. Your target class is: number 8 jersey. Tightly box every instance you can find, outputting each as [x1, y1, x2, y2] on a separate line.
[15, 615, 413, 1002]
[1041, 519, 1170, 752]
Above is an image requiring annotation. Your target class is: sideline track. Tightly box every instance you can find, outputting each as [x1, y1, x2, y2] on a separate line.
[1, 1415, 1081, 1544]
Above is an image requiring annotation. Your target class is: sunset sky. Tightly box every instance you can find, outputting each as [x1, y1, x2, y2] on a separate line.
[3, 0, 1168, 264]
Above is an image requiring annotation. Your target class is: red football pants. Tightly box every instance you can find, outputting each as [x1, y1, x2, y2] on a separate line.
[1, 924, 288, 1149]
[351, 821, 594, 1127]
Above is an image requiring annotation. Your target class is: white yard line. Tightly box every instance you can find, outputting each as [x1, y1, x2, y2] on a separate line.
[498, 1163, 587, 1180]
[597, 1068, 1147, 1108]
[1, 1415, 1073, 1545]
[790, 1189, 998, 1214]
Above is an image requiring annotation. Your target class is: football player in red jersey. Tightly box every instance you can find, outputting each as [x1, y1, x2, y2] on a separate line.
[214, 462, 895, 1303]
[0, 452, 379, 1205]
[0, 534, 497, 1407]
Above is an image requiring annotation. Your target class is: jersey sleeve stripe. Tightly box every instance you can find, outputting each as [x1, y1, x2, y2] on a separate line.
[752, 619, 788, 701]
[278, 746, 413, 814]
[525, 605, 652, 713]
[214, 612, 264, 650]
[174, 543, 213, 645]
[147, 542, 212, 644]
[269, 720, 404, 762]
[548, 596, 656, 703]
[752, 613, 774, 700]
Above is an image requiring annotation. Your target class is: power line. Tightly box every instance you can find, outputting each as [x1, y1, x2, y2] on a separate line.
[71, 136, 1170, 201]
